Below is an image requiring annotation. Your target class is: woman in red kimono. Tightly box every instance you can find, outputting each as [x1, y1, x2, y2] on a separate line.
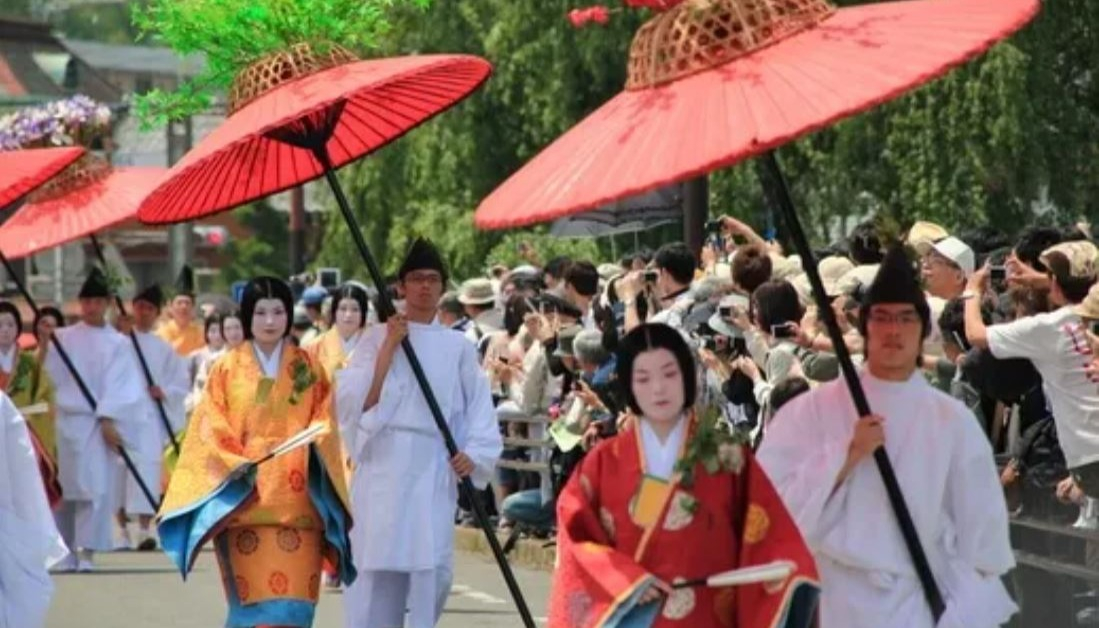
[549, 323, 819, 627]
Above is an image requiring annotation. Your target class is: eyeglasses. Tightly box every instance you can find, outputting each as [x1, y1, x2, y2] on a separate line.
[404, 273, 443, 286]
[867, 310, 922, 326]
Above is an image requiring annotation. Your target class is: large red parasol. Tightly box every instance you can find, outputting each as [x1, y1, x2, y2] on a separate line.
[475, 0, 1039, 228]
[133, 44, 534, 625]
[0, 158, 166, 259]
[0, 147, 85, 209]
[475, 0, 1039, 620]
[137, 49, 490, 224]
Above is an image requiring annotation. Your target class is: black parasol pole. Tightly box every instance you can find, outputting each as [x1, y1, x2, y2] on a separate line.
[88, 234, 180, 456]
[0, 251, 161, 512]
[760, 151, 945, 621]
[264, 104, 536, 628]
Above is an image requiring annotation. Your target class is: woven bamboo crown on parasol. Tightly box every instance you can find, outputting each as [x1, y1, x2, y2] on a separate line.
[26, 152, 112, 204]
[227, 42, 359, 114]
[627, 0, 835, 89]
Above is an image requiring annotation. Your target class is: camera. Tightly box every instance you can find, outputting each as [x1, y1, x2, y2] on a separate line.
[643, 270, 659, 284]
[704, 219, 725, 233]
[771, 323, 798, 339]
[989, 266, 1006, 282]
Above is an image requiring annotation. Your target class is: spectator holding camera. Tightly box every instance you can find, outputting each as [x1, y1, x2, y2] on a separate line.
[619, 242, 697, 332]
[965, 240, 1099, 505]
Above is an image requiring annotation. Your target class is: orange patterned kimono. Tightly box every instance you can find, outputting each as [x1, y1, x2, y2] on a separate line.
[549, 414, 819, 627]
[158, 341, 354, 628]
[156, 318, 206, 357]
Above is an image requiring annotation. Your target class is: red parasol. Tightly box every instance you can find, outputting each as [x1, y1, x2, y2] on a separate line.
[137, 50, 490, 223]
[134, 44, 534, 625]
[0, 160, 166, 259]
[0, 147, 85, 209]
[474, 0, 1039, 620]
[475, 0, 1039, 229]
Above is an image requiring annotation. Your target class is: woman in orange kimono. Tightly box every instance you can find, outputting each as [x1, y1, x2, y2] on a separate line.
[158, 277, 354, 628]
[549, 323, 819, 627]
[305, 283, 369, 381]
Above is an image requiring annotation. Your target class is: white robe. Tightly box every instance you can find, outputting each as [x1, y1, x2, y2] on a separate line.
[336, 321, 502, 628]
[757, 370, 1016, 628]
[45, 322, 145, 551]
[0, 393, 68, 628]
[115, 331, 190, 516]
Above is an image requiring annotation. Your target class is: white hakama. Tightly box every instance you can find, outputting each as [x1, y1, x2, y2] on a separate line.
[336, 321, 502, 628]
[0, 393, 68, 627]
[758, 371, 1017, 628]
[45, 322, 144, 551]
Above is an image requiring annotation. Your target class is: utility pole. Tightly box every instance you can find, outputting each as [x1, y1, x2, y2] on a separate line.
[289, 187, 306, 275]
[166, 116, 193, 282]
[683, 175, 709, 256]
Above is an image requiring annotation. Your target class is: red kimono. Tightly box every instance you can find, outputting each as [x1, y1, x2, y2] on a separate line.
[549, 415, 819, 627]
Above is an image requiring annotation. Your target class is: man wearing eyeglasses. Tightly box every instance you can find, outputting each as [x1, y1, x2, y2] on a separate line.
[335, 238, 503, 628]
[759, 243, 1015, 628]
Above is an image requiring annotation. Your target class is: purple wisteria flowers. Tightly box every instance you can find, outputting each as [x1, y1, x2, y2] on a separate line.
[0, 95, 111, 150]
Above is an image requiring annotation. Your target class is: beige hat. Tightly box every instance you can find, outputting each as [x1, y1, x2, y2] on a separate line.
[790, 255, 856, 304]
[1041, 241, 1099, 280]
[1076, 282, 1099, 319]
[458, 278, 496, 305]
[835, 263, 880, 297]
[597, 263, 623, 282]
[906, 221, 950, 254]
[769, 253, 803, 281]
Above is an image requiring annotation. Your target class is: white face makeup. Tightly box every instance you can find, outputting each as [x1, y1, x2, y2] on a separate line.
[335, 298, 363, 337]
[222, 317, 245, 348]
[251, 299, 287, 346]
[631, 348, 685, 424]
[206, 322, 225, 350]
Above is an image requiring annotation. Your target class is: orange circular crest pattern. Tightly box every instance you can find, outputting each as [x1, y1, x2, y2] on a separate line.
[744, 503, 770, 545]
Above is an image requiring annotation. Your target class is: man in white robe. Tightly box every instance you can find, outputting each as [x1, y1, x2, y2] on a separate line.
[758, 244, 1016, 628]
[337, 238, 502, 628]
[0, 392, 68, 628]
[114, 284, 189, 550]
[46, 268, 145, 572]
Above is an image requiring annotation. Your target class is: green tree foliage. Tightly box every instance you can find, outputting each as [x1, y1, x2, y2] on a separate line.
[109, 0, 1099, 280]
[214, 201, 289, 288]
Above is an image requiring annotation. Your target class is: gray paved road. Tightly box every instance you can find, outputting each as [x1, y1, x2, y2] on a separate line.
[47, 549, 550, 627]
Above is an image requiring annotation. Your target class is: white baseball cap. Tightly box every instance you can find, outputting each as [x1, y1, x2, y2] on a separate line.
[930, 236, 975, 276]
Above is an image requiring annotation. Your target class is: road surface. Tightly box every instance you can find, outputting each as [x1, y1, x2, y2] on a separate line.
[47, 548, 551, 627]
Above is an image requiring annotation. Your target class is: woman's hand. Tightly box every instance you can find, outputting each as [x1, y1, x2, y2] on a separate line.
[637, 578, 672, 605]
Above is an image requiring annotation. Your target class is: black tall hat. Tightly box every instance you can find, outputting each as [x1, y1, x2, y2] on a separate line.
[858, 243, 931, 338]
[240, 276, 293, 340]
[398, 238, 448, 282]
[78, 267, 111, 299]
[174, 265, 195, 297]
[134, 284, 164, 308]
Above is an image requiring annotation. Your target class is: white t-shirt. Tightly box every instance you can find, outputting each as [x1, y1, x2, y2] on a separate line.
[987, 306, 1099, 469]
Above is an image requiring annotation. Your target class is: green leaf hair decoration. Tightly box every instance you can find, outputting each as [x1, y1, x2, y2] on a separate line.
[131, 0, 431, 127]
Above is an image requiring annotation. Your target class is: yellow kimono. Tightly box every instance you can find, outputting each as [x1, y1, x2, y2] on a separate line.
[1, 349, 56, 459]
[304, 328, 359, 383]
[158, 341, 354, 628]
[156, 318, 206, 357]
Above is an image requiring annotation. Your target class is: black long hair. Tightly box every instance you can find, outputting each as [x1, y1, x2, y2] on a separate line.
[240, 277, 293, 340]
[0, 301, 22, 335]
[616, 323, 697, 416]
[329, 283, 370, 328]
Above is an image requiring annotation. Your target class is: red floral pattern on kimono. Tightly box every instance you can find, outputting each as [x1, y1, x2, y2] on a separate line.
[549, 416, 819, 627]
